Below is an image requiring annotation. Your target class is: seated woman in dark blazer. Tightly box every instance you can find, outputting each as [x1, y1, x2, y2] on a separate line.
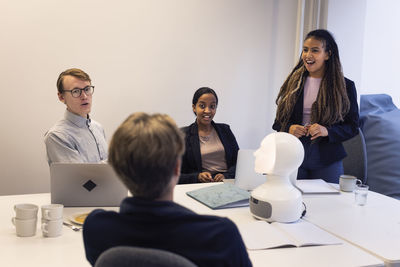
[179, 87, 239, 184]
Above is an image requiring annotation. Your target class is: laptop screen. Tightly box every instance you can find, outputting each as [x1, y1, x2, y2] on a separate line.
[50, 163, 128, 207]
[234, 149, 265, 191]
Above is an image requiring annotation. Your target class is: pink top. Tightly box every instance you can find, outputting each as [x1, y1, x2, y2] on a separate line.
[302, 76, 322, 125]
[199, 128, 227, 174]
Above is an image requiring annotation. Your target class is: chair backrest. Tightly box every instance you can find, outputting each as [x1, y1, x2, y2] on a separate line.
[342, 128, 368, 184]
[95, 246, 197, 267]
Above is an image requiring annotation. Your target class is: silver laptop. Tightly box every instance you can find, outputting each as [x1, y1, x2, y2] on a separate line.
[234, 149, 265, 191]
[50, 163, 128, 207]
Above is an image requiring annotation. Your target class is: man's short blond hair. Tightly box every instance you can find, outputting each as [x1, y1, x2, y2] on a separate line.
[109, 112, 185, 199]
[56, 68, 91, 94]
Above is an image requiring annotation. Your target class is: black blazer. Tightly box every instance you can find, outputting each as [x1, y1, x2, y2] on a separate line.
[273, 77, 359, 165]
[179, 121, 239, 184]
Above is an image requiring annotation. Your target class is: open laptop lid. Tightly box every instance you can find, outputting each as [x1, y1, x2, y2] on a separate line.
[50, 163, 128, 207]
[234, 149, 265, 191]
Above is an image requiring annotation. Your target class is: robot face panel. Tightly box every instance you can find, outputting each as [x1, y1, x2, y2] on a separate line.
[254, 132, 304, 176]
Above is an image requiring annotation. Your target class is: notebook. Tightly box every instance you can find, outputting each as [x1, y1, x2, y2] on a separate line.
[186, 183, 250, 209]
[234, 149, 265, 191]
[238, 219, 342, 250]
[50, 162, 128, 207]
[295, 179, 340, 194]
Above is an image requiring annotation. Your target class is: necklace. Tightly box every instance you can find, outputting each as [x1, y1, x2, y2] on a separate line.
[200, 135, 210, 142]
[199, 126, 213, 142]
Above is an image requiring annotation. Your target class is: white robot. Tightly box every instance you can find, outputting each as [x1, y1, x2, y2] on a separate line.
[250, 132, 304, 222]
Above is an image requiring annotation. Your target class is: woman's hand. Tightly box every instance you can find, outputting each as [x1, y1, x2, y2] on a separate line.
[289, 124, 308, 138]
[198, 172, 213, 182]
[213, 173, 225, 182]
[307, 123, 328, 140]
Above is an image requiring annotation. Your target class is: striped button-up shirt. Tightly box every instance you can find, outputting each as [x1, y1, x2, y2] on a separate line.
[44, 110, 108, 165]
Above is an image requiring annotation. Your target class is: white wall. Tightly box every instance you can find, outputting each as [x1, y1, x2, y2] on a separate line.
[0, 0, 299, 195]
[327, 0, 400, 107]
[361, 0, 400, 106]
[326, 0, 367, 96]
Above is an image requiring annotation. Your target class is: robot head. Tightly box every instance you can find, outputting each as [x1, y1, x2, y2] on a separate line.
[254, 132, 304, 176]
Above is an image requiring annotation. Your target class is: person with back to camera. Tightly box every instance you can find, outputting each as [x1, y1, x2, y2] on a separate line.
[179, 87, 239, 184]
[273, 29, 359, 184]
[82, 112, 252, 267]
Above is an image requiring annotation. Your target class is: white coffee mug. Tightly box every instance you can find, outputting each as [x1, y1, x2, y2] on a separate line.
[41, 204, 63, 220]
[12, 217, 37, 237]
[41, 218, 63, 238]
[14, 203, 38, 220]
[339, 175, 362, 192]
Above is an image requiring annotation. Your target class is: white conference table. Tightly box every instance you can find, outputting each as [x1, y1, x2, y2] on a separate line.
[175, 183, 385, 267]
[301, 184, 400, 267]
[0, 182, 388, 267]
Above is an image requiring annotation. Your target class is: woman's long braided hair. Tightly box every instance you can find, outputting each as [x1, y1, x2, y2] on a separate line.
[275, 29, 350, 131]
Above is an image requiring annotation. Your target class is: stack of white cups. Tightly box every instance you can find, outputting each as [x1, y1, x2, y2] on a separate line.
[12, 203, 38, 237]
[41, 204, 64, 238]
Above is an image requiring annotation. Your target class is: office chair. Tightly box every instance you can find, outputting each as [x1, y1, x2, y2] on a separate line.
[94, 246, 197, 267]
[342, 128, 368, 184]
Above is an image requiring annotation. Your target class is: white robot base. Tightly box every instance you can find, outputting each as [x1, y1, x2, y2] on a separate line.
[249, 175, 303, 223]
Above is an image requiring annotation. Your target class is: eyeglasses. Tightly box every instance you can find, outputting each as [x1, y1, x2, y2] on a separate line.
[63, 85, 95, 98]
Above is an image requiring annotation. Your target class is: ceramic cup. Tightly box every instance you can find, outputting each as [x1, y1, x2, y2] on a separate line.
[355, 184, 369, 206]
[41, 218, 63, 238]
[14, 203, 38, 220]
[41, 204, 63, 220]
[12, 217, 37, 237]
[339, 175, 362, 192]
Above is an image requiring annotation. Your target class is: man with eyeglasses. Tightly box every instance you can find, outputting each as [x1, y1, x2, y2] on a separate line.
[44, 68, 107, 165]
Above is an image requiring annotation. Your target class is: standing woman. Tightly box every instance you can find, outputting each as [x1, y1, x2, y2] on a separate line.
[179, 87, 239, 184]
[273, 29, 359, 183]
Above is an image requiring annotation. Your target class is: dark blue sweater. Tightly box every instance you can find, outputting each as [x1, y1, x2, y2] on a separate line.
[83, 197, 252, 267]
